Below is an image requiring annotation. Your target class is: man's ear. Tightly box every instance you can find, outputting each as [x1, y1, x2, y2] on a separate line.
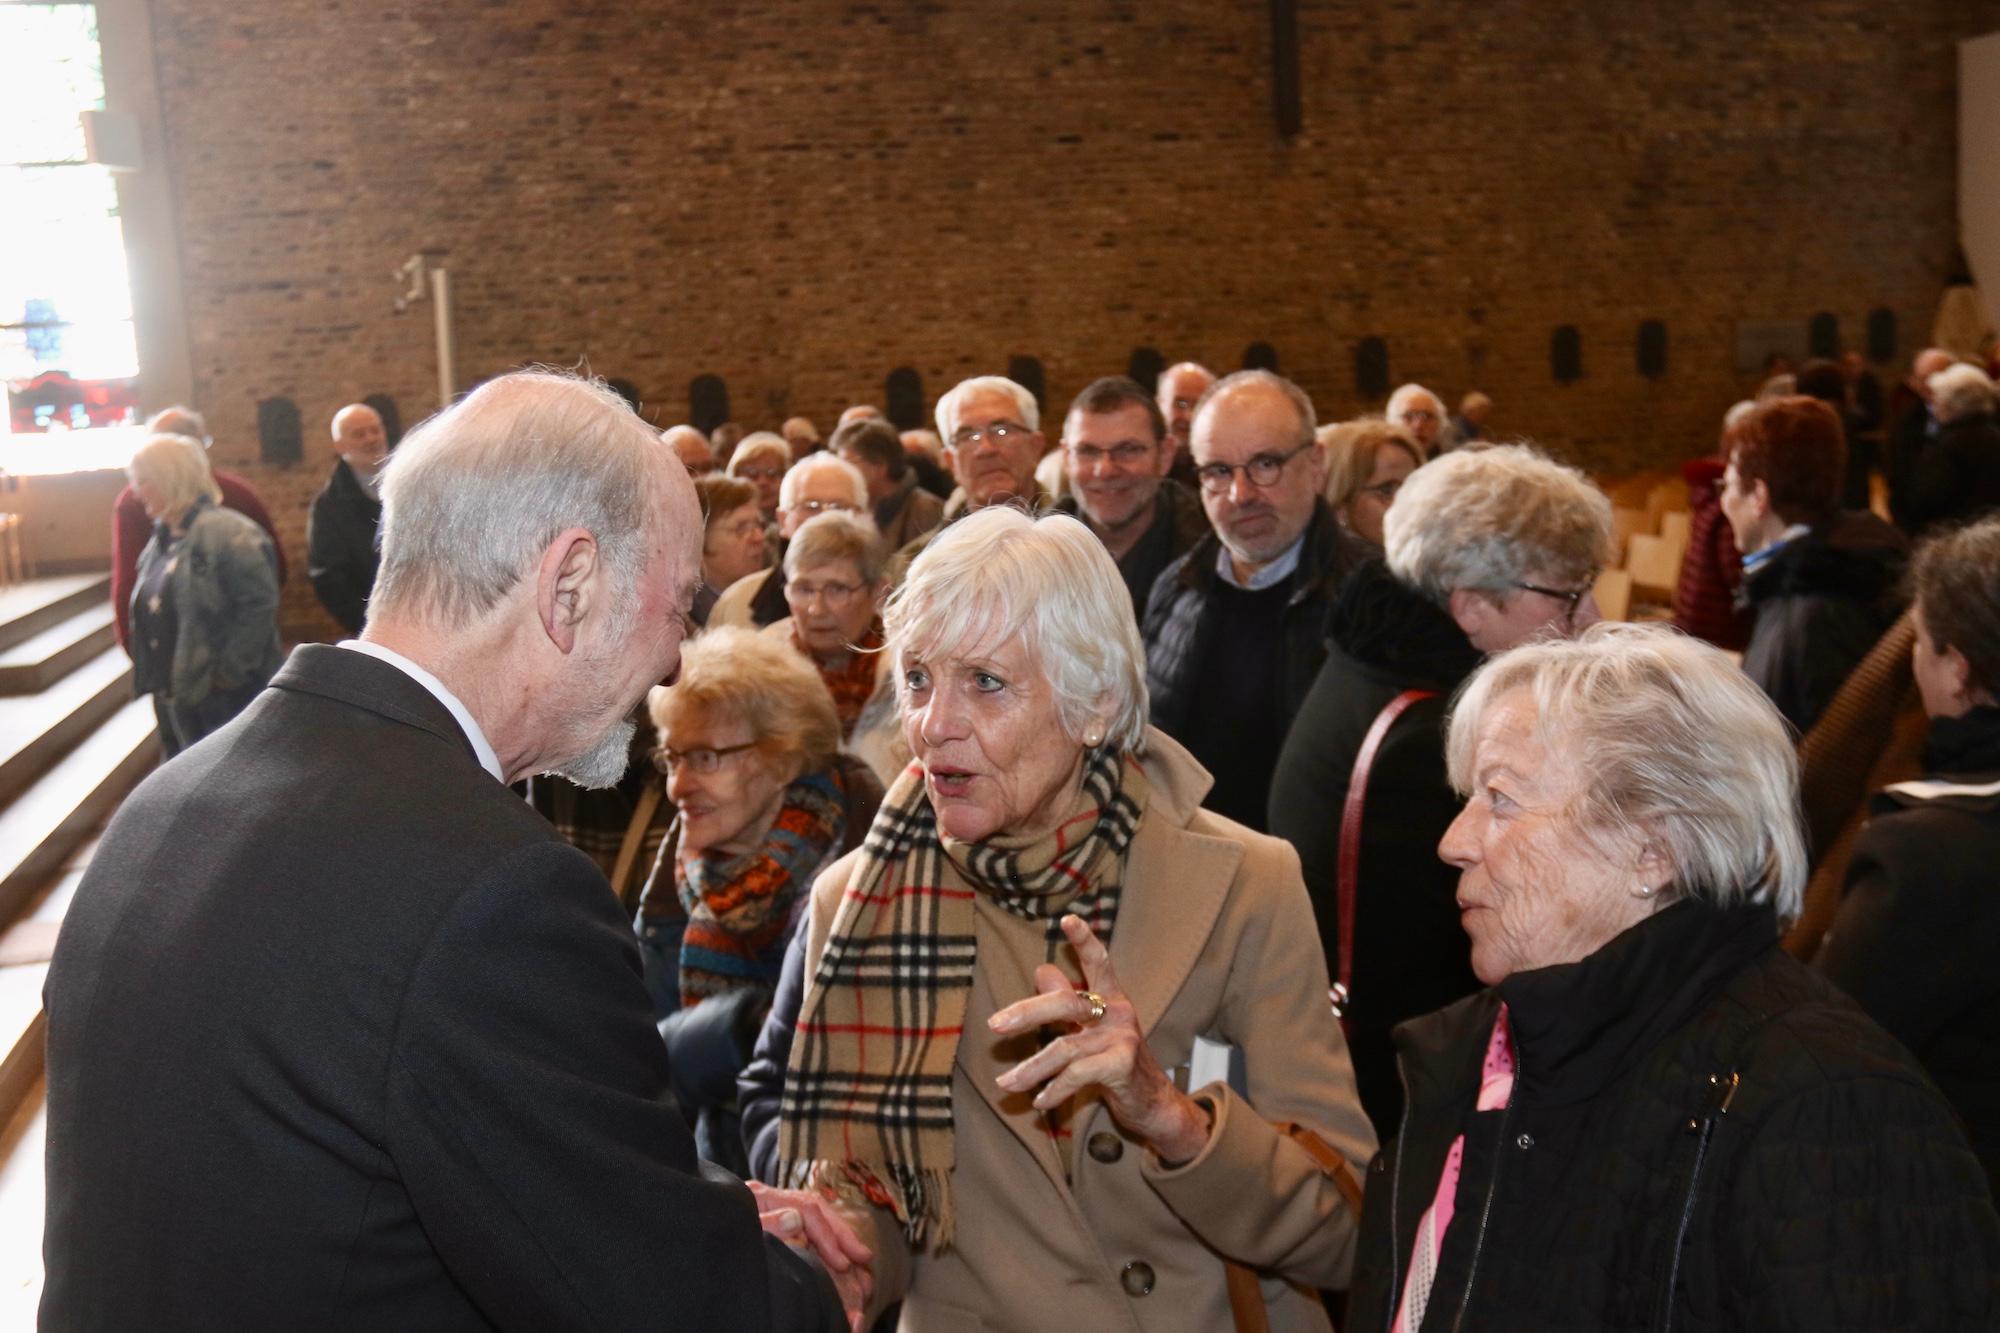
[536, 528, 600, 655]
[1941, 641, 1981, 710]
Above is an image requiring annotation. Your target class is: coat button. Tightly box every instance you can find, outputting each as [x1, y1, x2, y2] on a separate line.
[1120, 1261, 1155, 1297]
[1516, 1132, 1534, 1150]
[1087, 1131, 1124, 1163]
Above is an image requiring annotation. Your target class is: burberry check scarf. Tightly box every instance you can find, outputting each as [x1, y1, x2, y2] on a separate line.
[778, 743, 1147, 1247]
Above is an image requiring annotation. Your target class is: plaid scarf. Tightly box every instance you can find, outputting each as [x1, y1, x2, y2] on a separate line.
[779, 744, 1146, 1248]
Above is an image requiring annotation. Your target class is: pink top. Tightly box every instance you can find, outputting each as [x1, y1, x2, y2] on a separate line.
[1393, 1003, 1515, 1333]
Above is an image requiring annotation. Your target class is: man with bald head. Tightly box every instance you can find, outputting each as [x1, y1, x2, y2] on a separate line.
[307, 403, 391, 633]
[662, 423, 716, 476]
[1156, 361, 1214, 486]
[780, 415, 822, 463]
[46, 370, 863, 1332]
[1141, 370, 1362, 829]
[110, 404, 286, 654]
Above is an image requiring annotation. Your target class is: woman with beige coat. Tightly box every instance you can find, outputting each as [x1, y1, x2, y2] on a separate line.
[777, 506, 1375, 1332]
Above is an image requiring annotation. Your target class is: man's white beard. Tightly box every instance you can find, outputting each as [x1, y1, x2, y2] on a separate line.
[545, 715, 636, 790]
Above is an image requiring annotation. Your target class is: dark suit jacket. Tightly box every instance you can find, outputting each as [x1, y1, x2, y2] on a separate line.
[42, 645, 840, 1332]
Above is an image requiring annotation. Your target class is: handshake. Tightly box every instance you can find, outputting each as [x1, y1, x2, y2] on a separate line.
[751, 1180, 875, 1332]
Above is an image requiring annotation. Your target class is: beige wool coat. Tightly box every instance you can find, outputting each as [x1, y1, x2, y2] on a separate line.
[793, 729, 1377, 1333]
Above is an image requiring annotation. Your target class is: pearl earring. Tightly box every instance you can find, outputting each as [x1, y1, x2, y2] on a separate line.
[1633, 882, 1657, 899]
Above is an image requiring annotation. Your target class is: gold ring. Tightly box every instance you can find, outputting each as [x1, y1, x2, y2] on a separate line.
[1082, 991, 1108, 1024]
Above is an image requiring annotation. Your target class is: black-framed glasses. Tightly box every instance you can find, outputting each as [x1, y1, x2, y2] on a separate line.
[1194, 439, 1315, 494]
[950, 421, 1032, 449]
[1513, 575, 1596, 626]
[653, 741, 759, 775]
[1065, 441, 1157, 469]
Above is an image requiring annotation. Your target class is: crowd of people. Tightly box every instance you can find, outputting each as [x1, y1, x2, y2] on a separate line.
[41, 345, 2000, 1330]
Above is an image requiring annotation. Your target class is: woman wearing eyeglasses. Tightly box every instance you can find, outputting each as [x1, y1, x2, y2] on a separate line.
[1318, 418, 1423, 549]
[762, 511, 909, 785]
[632, 625, 884, 1175]
[1269, 444, 1613, 1139]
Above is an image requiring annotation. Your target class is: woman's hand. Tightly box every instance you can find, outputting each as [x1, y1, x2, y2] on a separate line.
[989, 914, 1214, 1165]
[748, 1180, 873, 1332]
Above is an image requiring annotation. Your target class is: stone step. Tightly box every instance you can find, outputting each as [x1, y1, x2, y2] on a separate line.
[0, 650, 134, 814]
[0, 575, 109, 657]
[0, 605, 117, 696]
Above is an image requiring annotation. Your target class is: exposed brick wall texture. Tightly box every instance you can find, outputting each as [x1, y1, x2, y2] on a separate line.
[144, 0, 2000, 641]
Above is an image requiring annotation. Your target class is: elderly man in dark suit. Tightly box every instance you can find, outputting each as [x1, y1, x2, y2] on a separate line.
[42, 371, 866, 1331]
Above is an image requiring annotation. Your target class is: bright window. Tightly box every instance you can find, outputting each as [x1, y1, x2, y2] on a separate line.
[1, 1, 145, 469]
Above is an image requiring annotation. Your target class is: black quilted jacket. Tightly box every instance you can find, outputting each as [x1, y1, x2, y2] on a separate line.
[1347, 899, 2000, 1332]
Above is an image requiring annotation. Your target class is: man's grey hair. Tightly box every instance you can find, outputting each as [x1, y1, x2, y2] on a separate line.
[145, 405, 210, 445]
[1385, 382, 1444, 419]
[1384, 443, 1612, 604]
[779, 451, 868, 512]
[935, 376, 1039, 441]
[1447, 622, 1806, 921]
[1191, 369, 1317, 442]
[885, 507, 1148, 755]
[727, 432, 791, 476]
[371, 370, 669, 631]
[1928, 363, 1997, 424]
[331, 402, 381, 439]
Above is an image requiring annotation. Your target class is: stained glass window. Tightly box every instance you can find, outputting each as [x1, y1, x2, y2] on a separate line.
[0, 2, 142, 440]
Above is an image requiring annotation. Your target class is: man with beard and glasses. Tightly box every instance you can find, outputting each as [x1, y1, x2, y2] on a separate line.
[42, 371, 868, 1333]
[308, 402, 391, 634]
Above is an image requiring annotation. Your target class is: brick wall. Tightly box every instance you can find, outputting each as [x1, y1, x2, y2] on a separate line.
[144, 0, 1999, 640]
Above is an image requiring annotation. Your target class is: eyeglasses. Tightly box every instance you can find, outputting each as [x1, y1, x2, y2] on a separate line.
[1513, 575, 1597, 627]
[710, 515, 765, 541]
[653, 741, 759, 775]
[736, 466, 785, 482]
[950, 421, 1032, 449]
[1193, 439, 1315, 494]
[787, 499, 858, 518]
[1066, 441, 1157, 469]
[786, 577, 866, 609]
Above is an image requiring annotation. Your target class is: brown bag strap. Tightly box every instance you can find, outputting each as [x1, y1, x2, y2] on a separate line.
[1224, 1122, 1368, 1331]
[608, 781, 664, 913]
[1333, 688, 1438, 1030]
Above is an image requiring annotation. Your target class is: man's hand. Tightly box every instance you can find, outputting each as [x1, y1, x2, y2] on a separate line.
[750, 1181, 874, 1331]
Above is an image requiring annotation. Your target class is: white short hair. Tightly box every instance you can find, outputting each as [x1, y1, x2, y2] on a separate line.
[127, 434, 221, 516]
[372, 369, 677, 630]
[1447, 622, 1806, 920]
[1384, 444, 1612, 603]
[884, 507, 1146, 753]
[1386, 383, 1444, 417]
[727, 432, 791, 475]
[779, 451, 868, 512]
[1928, 363, 1997, 423]
[935, 376, 1039, 441]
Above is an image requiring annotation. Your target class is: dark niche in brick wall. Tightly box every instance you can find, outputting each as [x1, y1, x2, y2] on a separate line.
[1006, 356, 1046, 417]
[257, 397, 302, 467]
[1354, 337, 1389, 400]
[1551, 326, 1583, 384]
[885, 367, 925, 430]
[1867, 308, 1898, 365]
[363, 393, 403, 448]
[1636, 320, 1668, 380]
[1126, 347, 1165, 392]
[1808, 312, 1840, 360]
[688, 375, 730, 435]
[1243, 341, 1279, 371]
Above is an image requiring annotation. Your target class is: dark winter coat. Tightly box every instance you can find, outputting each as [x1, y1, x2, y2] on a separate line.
[1267, 557, 1484, 1138]
[1739, 511, 1908, 736]
[1140, 500, 1361, 740]
[1348, 898, 2000, 1332]
[305, 457, 383, 634]
[1816, 705, 2000, 1194]
[1903, 410, 2000, 537]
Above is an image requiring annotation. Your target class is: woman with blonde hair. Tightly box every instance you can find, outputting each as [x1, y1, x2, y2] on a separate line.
[125, 433, 282, 755]
[1319, 418, 1422, 549]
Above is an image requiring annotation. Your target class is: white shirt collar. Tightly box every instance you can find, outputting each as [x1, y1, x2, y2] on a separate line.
[336, 640, 504, 782]
[1213, 532, 1305, 591]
